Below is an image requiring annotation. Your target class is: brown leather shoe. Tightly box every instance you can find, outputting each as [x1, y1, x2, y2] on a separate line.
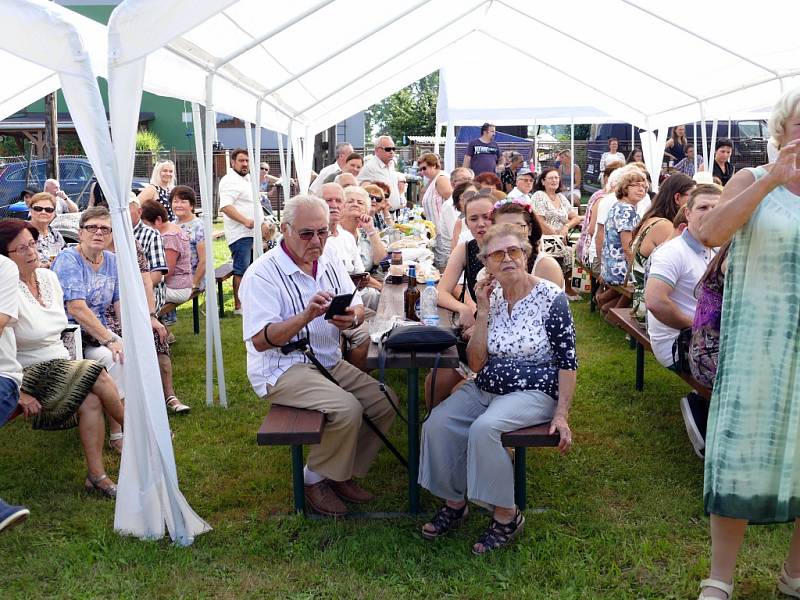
[328, 479, 374, 504]
[305, 481, 348, 516]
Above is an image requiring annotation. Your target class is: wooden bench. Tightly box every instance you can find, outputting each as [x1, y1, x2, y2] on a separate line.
[607, 307, 710, 399]
[502, 423, 560, 510]
[257, 404, 326, 515]
[215, 262, 234, 319]
[159, 288, 202, 335]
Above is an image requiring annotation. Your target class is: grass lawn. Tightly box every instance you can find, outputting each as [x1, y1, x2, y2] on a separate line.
[0, 238, 794, 598]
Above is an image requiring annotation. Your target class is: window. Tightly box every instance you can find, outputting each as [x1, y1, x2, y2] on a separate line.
[738, 121, 761, 139]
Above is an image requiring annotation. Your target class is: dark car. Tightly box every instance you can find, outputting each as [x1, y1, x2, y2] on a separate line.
[0, 157, 150, 217]
[584, 120, 769, 185]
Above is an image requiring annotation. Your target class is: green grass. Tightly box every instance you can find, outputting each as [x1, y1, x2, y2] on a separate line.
[0, 251, 795, 598]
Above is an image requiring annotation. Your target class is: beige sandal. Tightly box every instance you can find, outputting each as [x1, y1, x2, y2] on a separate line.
[698, 578, 733, 599]
[109, 432, 123, 454]
[778, 564, 800, 598]
[166, 396, 191, 414]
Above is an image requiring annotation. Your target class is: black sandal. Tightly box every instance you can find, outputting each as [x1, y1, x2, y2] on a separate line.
[421, 503, 468, 540]
[472, 509, 525, 555]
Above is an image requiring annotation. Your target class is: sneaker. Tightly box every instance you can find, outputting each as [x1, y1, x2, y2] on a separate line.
[0, 500, 29, 534]
[681, 392, 708, 459]
[233, 308, 243, 316]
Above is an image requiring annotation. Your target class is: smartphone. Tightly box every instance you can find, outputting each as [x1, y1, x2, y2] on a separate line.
[350, 272, 369, 290]
[324, 293, 355, 320]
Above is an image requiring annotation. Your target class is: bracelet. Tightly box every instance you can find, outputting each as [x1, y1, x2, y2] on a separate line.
[149, 311, 158, 318]
[263, 323, 278, 347]
[102, 336, 116, 347]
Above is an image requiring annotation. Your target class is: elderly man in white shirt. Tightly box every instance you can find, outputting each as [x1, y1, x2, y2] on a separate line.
[240, 194, 395, 517]
[309, 142, 354, 195]
[357, 135, 403, 211]
[506, 167, 535, 201]
[43, 179, 78, 214]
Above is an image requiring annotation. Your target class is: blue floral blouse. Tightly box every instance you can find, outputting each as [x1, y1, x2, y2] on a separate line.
[601, 202, 640, 285]
[474, 280, 577, 399]
[178, 217, 205, 273]
[52, 247, 119, 327]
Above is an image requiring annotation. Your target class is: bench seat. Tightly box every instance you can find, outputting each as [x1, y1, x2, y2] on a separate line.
[501, 422, 560, 510]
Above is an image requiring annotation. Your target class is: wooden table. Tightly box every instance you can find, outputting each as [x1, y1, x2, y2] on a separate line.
[365, 281, 459, 514]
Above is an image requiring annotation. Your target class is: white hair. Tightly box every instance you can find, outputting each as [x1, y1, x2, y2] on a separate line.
[344, 185, 370, 213]
[335, 142, 353, 157]
[768, 86, 800, 149]
[321, 182, 344, 197]
[334, 172, 357, 186]
[608, 163, 646, 190]
[44, 178, 59, 189]
[282, 194, 329, 226]
[149, 160, 177, 188]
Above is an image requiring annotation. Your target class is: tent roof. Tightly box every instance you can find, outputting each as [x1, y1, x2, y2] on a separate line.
[105, 0, 798, 137]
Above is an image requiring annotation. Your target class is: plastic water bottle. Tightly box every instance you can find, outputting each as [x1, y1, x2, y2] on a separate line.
[420, 279, 439, 327]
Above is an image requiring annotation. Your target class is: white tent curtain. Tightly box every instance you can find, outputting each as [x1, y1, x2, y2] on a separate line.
[0, 0, 210, 545]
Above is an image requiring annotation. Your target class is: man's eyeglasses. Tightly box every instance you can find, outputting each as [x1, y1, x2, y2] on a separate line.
[8, 240, 37, 254]
[82, 224, 112, 236]
[288, 223, 329, 241]
[379, 146, 397, 152]
[485, 246, 524, 264]
[31, 206, 55, 214]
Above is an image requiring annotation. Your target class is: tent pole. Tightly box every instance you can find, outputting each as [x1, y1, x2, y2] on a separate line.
[285, 122, 294, 206]
[570, 117, 575, 204]
[533, 119, 538, 172]
[709, 119, 718, 174]
[277, 131, 286, 218]
[245, 115, 264, 259]
[253, 101, 264, 255]
[433, 121, 441, 157]
[631, 124, 634, 156]
[699, 104, 708, 179]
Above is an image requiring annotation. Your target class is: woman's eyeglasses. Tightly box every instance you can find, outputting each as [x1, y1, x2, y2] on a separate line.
[31, 205, 56, 214]
[485, 246, 524, 263]
[8, 240, 37, 254]
[369, 195, 383, 203]
[82, 224, 112, 235]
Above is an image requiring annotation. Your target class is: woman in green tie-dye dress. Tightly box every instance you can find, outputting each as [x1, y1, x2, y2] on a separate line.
[694, 87, 800, 600]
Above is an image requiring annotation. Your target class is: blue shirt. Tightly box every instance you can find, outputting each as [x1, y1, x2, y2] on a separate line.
[52, 247, 119, 327]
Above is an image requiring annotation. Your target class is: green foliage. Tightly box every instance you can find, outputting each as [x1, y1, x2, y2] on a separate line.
[365, 72, 439, 144]
[552, 124, 592, 141]
[0, 135, 24, 156]
[135, 129, 164, 154]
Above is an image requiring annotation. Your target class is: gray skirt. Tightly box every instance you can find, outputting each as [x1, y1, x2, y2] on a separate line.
[21, 359, 104, 431]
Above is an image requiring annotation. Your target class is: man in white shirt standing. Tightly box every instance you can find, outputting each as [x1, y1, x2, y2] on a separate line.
[44, 179, 79, 214]
[357, 136, 402, 211]
[219, 149, 257, 315]
[0, 254, 31, 532]
[240, 194, 395, 517]
[309, 142, 354, 196]
[645, 184, 720, 369]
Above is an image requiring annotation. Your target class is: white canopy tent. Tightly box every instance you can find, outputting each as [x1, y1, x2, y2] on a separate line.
[0, 0, 210, 545]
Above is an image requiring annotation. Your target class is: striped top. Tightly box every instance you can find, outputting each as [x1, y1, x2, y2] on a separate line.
[240, 242, 361, 397]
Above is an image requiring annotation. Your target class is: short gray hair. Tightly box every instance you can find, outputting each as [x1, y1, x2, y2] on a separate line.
[80, 206, 111, 228]
[768, 86, 800, 149]
[282, 194, 329, 226]
[335, 142, 353, 157]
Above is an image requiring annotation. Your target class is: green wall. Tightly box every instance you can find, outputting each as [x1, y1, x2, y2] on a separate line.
[22, 4, 193, 151]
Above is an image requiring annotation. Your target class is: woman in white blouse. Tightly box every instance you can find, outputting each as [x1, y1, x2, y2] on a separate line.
[419, 223, 577, 554]
[0, 220, 125, 498]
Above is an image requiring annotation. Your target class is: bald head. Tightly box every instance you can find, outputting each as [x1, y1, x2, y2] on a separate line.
[334, 172, 358, 188]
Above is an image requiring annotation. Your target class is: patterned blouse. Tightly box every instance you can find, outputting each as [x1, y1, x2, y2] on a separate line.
[601, 202, 640, 285]
[153, 185, 175, 222]
[474, 280, 577, 399]
[532, 191, 572, 231]
[52, 247, 119, 328]
[178, 217, 205, 273]
[35, 225, 65, 265]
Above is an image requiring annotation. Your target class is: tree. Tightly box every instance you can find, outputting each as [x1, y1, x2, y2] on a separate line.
[365, 71, 438, 144]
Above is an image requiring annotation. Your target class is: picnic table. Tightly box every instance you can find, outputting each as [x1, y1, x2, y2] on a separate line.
[365, 281, 459, 514]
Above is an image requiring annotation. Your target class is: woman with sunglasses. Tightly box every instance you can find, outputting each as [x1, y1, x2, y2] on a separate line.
[26, 192, 65, 268]
[0, 219, 125, 497]
[52, 207, 126, 454]
[419, 222, 576, 554]
[417, 153, 453, 270]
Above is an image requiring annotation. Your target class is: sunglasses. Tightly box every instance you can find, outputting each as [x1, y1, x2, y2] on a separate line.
[288, 224, 329, 241]
[31, 206, 56, 213]
[485, 246, 524, 263]
[379, 146, 397, 152]
[369, 195, 383, 203]
[82, 224, 112, 235]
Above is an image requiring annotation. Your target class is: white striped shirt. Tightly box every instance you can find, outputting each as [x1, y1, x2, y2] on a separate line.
[240, 242, 361, 397]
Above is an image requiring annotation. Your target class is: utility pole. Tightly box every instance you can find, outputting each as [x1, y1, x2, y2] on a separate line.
[43, 92, 59, 180]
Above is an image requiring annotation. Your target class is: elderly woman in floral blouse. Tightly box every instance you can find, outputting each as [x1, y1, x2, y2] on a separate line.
[26, 192, 65, 268]
[418, 223, 577, 555]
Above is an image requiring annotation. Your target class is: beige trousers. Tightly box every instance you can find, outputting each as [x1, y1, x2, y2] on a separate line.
[266, 361, 396, 481]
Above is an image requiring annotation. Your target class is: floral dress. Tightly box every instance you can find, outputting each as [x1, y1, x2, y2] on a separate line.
[532, 191, 574, 275]
[629, 218, 669, 324]
[601, 202, 639, 285]
[178, 217, 205, 274]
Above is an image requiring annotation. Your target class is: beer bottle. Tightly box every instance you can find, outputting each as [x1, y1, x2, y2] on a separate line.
[404, 263, 420, 321]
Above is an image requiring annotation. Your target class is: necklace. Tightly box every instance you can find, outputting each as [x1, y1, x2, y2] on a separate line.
[79, 247, 102, 265]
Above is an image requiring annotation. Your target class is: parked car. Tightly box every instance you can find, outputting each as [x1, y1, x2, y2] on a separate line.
[584, 120, 769, 185]
[0, 157, 149, 217]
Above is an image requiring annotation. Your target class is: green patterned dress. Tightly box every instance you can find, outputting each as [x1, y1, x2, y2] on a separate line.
[704, 166, 800, 523]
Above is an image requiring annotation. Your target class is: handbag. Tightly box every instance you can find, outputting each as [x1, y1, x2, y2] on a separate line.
[671, 327, 693, 374]
[378, 324, 457, 416]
